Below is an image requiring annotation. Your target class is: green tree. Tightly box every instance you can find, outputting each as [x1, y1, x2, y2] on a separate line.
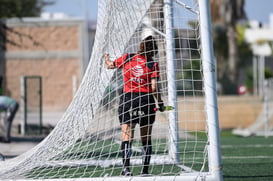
[0, 0, 54, 50]
[236, 24, 252, 67]
[0, 0, 54, 18]
[210, 0, 248, 94]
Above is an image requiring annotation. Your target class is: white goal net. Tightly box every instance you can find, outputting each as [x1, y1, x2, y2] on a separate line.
[0, 0, 222, 180]
[233, 78, 273, 137]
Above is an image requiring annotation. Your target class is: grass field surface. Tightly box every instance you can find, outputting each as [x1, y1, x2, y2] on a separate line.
[27, 130, 273, 180]
[221, 130, 273, 181]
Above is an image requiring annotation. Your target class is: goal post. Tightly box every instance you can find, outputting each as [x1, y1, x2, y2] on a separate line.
[0, 0, 223, 180]
[198, 0, 222, 179]
[164, 0, 179, 164]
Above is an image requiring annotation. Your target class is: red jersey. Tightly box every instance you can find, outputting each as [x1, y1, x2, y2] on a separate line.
[114, 53, 159, 93]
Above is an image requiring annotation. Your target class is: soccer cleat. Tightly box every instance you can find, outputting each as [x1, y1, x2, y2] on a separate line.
[140, 171, 151, 177]
[121, 167, 133, 176]
[140, 166, 151, 176]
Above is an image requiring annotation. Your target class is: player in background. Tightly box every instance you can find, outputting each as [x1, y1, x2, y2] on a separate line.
[0, 96, 19, 143]
[105, 36, 165, 176]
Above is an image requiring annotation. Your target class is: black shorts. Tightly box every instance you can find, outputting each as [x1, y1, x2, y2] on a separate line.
[118, 92, 156, 126]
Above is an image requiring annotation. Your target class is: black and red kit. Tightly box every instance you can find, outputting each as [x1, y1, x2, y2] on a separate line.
[114, 53, 159, 125]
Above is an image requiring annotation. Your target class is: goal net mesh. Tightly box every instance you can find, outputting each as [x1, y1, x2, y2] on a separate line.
[0, 0, 212, 179]
[233, 78, 273, 137]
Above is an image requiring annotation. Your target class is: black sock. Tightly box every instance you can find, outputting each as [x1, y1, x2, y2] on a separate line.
[121, 141, 132, 168]
[142, 140, 152, 173]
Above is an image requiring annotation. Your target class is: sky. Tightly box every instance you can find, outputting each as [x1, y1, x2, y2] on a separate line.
[43, 0, 273, 24]
[43, 0, 98, 20]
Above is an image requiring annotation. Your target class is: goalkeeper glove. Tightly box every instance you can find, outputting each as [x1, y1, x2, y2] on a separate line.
[158, 102, 165, 112]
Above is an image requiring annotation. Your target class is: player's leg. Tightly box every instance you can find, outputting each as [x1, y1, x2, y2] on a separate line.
[121, 123, 136, 176]
[4, 102, 18, 143]
[3, 111, 10, 142]
[139, 94, 156, 175]
[140, 124, 153, 175]
[0, 153, 5, 161]
[118, 93, 135, 176]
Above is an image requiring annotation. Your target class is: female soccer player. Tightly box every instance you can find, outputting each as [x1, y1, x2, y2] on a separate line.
[105, 36, 165, 176]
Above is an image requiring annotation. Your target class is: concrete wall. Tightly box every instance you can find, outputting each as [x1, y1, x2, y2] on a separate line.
[2, 18, 89, 110]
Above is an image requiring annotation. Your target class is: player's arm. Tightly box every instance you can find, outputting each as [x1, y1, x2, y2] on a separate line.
[105, 54, 116, 69]
[151, 78, 165, 112]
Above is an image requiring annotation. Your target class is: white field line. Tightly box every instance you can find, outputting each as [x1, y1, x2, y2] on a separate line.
[221, 144, 273, 159]
[221, 144, 273, 148]
[38, 154, 273, 169]
[222, 155, 273, 159]
[45, 155, 176, 168]
[40, 144, 273, 168]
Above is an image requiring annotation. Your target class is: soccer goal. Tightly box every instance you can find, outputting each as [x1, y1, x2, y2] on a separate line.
[233, 78, 273, 137]
[0, 0, 222, 180]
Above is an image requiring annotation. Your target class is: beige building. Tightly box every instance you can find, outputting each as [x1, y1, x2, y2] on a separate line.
[0, 17, 95, 111]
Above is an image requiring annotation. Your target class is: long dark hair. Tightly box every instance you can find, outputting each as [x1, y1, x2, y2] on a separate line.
[138, 36, 158, 58]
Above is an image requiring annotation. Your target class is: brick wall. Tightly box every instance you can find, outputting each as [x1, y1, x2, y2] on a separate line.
[5, 26, 79, 51]
[5, 58, 79, 110]
[2, 19, 86, 110]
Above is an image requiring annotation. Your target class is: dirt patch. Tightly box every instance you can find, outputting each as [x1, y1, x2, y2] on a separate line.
[217, 96, 263, 129]
[159, 95, 264, 131]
